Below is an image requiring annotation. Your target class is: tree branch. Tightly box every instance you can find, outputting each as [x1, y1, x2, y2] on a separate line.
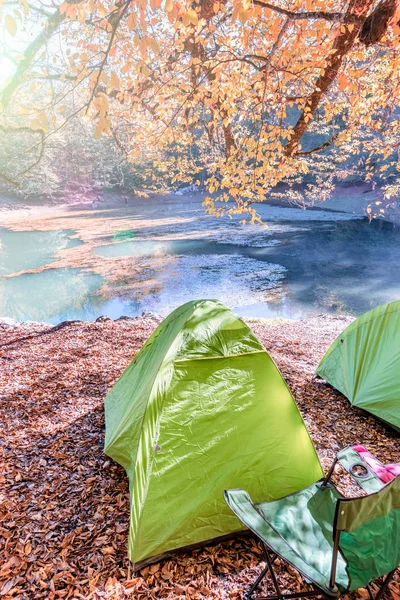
[283, 0, 375, 157]
[0, 171, 20, 188]
[0, 124, 45, 135]
[252, 1, 364, 23]
[85, 0, 132, 113]
[359, 0, 399, 45]
[30, 73, 77, 82]
[0, 0, 84, 112]
[295, 131, 341, 156]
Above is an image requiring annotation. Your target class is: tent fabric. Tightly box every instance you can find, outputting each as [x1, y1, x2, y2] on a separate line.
[104, 299, 323, 567]
[316, 301, 400, 429]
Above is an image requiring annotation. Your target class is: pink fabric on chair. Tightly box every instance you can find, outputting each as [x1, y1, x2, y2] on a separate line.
[352, 444, 399, 484]
[386, 463, 400, 477]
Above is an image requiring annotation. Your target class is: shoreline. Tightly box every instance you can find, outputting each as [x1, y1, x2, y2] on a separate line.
[0, 179, 384, 214]
[0, 310, 353, 331]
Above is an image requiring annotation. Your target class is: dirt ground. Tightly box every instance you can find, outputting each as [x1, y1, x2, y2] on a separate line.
[1, 314, 399, 599]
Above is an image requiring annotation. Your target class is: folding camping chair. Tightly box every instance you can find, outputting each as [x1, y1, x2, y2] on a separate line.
[225, 454, 400, 600]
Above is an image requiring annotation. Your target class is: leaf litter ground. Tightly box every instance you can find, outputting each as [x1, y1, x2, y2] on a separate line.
[1, 314, 399, 599]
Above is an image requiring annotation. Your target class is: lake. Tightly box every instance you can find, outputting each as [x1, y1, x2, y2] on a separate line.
[1, 196, 399, 324]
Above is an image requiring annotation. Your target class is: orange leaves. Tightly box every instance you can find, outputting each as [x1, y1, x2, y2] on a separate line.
[164, 0, 199, 25]
[339, 23, 355, 34]
[8, 0, 399, 207]
[139, 36, 148, 56]
[185, 8, 199, 25]
[93, 93, 110, 136]
[148, 36, 160, 53]
[231, 0, 262, 24]
[5, 15, 17, 36]
[93, 93, 108, 117]
[167, 5, 177, 22]
[338, 72, 359, 95]
[110, 71, 120, 89]
[127, 12, 137, 30]
[97, 2, 108, 18]
[141, 63, 151, 75]
[338, 73, 350, 91]
[0, 578, 17, 596]
[238, 8, 251, 24]
[30, 111, 49, 133]
[120, 62, 132, 74]
[128, 32, 161, 58]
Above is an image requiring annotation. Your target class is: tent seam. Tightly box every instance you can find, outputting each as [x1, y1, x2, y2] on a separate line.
[174, 350, 267, 363]
[132, 300, 211, 557]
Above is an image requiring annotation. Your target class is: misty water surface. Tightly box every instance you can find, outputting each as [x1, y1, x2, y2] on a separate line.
[1, 200, 399, 323]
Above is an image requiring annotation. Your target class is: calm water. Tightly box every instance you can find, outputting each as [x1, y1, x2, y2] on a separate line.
[1, 202, 399, 323]
[0, 229, 104, 322]
[0, 229, 82, 276]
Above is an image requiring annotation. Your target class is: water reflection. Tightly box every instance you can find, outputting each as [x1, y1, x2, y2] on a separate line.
[1, 211, 399, 324]
[96, 218, 400, 318]
[0, 229, 81, 276]
[0, 268, 104, 323]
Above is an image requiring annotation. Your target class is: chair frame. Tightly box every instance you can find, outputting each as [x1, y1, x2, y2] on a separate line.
[242, 458, 397, 600]
[245, 540, 396, 600]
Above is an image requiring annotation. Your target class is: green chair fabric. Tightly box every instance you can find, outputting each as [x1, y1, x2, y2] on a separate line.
[104, 299, 323, 567]
[336, 476, 400, 590]
[225, 485, 349, 594]
[316, 300, 400, 430]
[225, 475, 400, 596]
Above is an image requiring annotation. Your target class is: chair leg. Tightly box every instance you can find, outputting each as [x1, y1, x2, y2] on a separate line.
[244, 543, 324, 600]
[244, 544, 276, 600]
[264, 544, 284, 599]
[370, 570, 396, 600]
[244, 563, 270, 600]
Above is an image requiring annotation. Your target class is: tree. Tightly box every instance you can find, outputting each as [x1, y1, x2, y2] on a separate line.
[1, 0, 399, 219]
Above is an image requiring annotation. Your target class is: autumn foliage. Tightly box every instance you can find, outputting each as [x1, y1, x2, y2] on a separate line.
[1, 0, 400, 217]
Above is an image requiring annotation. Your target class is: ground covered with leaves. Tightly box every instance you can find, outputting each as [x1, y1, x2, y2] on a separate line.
[1, 314, 399, 599]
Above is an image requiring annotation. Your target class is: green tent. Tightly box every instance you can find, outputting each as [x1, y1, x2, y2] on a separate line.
[104, 299, 323, 568]
[316, 300, 400, 430]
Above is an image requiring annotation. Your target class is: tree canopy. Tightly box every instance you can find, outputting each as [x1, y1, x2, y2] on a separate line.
[1, 0, 400, 218]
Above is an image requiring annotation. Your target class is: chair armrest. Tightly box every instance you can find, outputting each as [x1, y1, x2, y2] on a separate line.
[337, 446, 383, 494]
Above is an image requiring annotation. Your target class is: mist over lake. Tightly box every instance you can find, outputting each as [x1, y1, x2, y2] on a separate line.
[1, 193, 399, 324]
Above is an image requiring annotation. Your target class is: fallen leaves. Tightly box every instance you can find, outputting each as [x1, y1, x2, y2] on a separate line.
[0, 315, 399, 599]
